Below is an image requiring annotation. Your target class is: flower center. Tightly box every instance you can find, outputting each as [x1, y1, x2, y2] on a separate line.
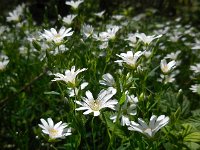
[144, 128, 153, 137]
[162, 65, 169, 73]
[49, 128, 59, 138]
[90, 101, 100, 111]
[55, 34, 61, 38]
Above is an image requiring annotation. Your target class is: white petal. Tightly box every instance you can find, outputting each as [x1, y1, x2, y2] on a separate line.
[47, 118, 54, 128]
[40, 118, 49, 128]
[138, 118, 148, 129]
[50, 28, 57, 35]
[149, 115, 157, 129]
[54, 121, 62, 129]
[85, 90, 94, 101]
[93, 111, 100, 116]
[83, 109, 93, 115]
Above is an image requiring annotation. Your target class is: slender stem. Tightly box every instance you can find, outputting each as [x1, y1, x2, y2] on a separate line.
[51, 144, 58, 150]
[102, 112, 111, 139]
[73, 87, 77, 115]
[91, 117, 96, 150]
[107, 105, 122, 150]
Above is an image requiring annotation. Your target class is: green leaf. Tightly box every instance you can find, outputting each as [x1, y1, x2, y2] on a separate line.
[32, 40, 41, 51]
[44, 91, 60, 95]
[181, 124, 192, 137]
[184, 132, 200, 142]
[185, 115, 200, 130]
[119, 92, 126, 105]
[191, 109, 200, 117]
[181, 96, 190, 116]
[184, 142, 200, 150]
[103, 113, 126, 139]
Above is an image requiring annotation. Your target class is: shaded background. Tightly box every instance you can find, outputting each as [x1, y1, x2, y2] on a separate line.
[1, 0, 200, 149]
[1, 0, 200, 26]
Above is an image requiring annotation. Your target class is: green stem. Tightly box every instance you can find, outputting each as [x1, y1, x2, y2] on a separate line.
[107, 105, 122, 150]
[91, 117, 96, 150]
[73, 87, 77, 115]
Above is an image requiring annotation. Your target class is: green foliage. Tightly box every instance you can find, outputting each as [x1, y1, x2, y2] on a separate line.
[1, 0, 200, 149]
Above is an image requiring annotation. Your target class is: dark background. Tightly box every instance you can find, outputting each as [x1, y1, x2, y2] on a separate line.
[1, 0, 200, 25]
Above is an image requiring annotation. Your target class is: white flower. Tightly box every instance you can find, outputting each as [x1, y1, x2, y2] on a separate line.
[125, 34, 137, 47]
[110, 93, 138, 126]
[0, 54, 9, 70]
[144, 51, 152, 58]
[164, 51, 181, 60]
[94, 10, 105, 18]
[99, 42, 108, 49]
[52, 66, 87, 86]
[68, 82, 88, 97]
[190, 84, 200, 94]
[65, 0, 84, 9]
[105, 26, 120, 40]
[112, 15, 124, 20]
[6, 4, 25, 22]
[157, 74, 176, 84]
[115, 51, 144, 69]
[92, 32, 109, 42]
[192, 39, 200, 50]
[7, 10, 21, 22]
[62, 14, 77, 25]
[50, 44, 69, 55]
[0, 26, 7, 35]
[38, 118, 72, 139]
[190, 63, 200, 74]
[132, 14, 146, 21]
[160, 59, 176, 74]
[82, 24, 94, 38]
[168, 34, 180, 42]
[75, 87, 118, 116]
[99, 73, 116, 87]
[128, 115, 169, 137]
[41, 27, 73, 44]
[135, 33, 162, 45]
[93, 26, 120, 42]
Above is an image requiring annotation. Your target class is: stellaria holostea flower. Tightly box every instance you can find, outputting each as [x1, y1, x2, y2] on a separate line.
[157, 74, 176, 84]
[128, 115, 169, 137]
[164, 51, 181, 60]
[190, 63, 200, 74]
[93, 32, 109, 42]
[110, 93, 138, 126]
[192, 39, 200, 50]
[41, 27, 73, 44]
[135, 33, 162, 45]
[94, 10, 105, 18]
[93, 26, 120, 42]
[112, 15, 124, 20]
[6, 4, 25, 22]
[164, 51, 181, 66]
[105, 26, 120, 40]
[125, 33, 137, 47]
[190, 84, 200, 94]
[144, 51, 152, 58]
[65, 0, 84, 9]
[99, 73, 116, 88]
[38, 118, 72, 139]
[115, 51, 144, 69]
[68, 82, 88, 97]
[160, 59, 176, 74]
[0, 54, 9, 70]
[52, 66, 87, 87]
[75, 87, 117, 116]
[62, 14, 77, 25]
[82, 24, 94, 38]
